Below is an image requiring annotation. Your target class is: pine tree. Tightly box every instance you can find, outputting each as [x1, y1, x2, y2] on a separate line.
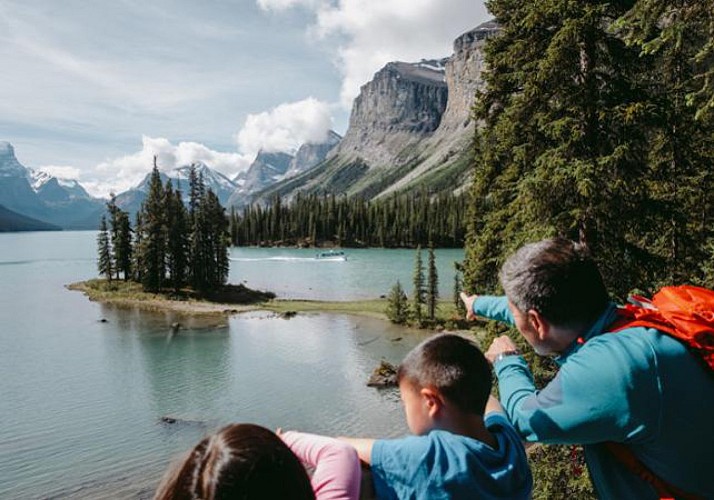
[115, 210, 133, 281]
[165, 181, 189, 293]
[385, 280, 409, 324]
[106, 194, 121, 280]
[137, 158, 167, 292]
[465, 0, 654, 299]
[412, 245, 425, 325]
[616, 0, 714, 286]
[453, 262, 466, 317]
[426, 243, 439, 321]
[97, 215, 113, 281]
[107, 193, 132, 281]
[204, 189, 230, 288]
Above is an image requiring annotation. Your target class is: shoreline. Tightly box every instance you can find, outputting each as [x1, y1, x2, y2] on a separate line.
[67, 279, 390, 320]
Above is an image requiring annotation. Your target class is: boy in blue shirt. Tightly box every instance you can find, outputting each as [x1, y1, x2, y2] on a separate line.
[341, 334, 532, 499]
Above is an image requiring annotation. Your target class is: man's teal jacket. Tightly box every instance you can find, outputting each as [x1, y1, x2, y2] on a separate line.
[474, 296, 714, 499]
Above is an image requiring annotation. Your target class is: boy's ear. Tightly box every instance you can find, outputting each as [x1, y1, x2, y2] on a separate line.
[420, 387, 444, 418]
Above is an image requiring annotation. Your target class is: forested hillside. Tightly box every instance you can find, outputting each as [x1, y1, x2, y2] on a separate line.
[464, 0, 714, 299]
[230, 192, 467, 248]
[462, 2, 713, 498]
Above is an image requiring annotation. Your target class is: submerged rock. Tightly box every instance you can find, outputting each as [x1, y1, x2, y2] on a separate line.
[367, 360, 398, 388]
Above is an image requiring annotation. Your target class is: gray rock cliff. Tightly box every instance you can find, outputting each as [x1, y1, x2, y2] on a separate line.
[253, 21, 501, 203]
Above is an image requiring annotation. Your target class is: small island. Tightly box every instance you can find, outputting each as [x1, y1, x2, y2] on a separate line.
[67, 278, 391, 320]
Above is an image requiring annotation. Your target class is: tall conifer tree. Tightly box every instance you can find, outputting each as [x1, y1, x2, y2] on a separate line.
[137, 158, 167, 292]
[412, 245, 425, 324]
[97, 215, 113, 281]
[465, 0, 653, 298]
[426, 243, 438, 321]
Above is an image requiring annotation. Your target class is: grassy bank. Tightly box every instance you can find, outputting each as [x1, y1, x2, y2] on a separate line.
[67, 279, 396, 320]
[67, 279, 467, 326]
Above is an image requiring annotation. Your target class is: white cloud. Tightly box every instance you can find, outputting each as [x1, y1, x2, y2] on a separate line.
[83, 97, 333, 198]
[88, 136, 253, 197]
[257, 0, 320, 11]
[35, 165, 82, 180]
[261, 0, 489, 107]
[236, 97, 333, 156]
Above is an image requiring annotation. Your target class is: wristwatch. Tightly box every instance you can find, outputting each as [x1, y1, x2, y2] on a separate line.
[493, 349, 522, 364]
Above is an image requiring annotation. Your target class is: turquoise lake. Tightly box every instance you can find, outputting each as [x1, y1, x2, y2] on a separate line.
[0, 231, 464, 499]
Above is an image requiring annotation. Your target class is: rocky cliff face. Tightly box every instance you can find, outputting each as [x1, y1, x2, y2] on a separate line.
[286, 130, 341, 178]
[252, 21, 501, 204]
[379, 21, 500, 196]
[438, 22, 497, 133]
[331, 60, 448, 167]
[228, 131, 341, 208]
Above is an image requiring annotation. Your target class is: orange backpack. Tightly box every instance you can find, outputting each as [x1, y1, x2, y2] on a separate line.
[605, 285, 713, 500]
[610, 285, 714, 371]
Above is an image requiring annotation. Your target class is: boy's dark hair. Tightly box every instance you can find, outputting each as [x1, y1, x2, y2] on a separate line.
[499, 238, 609, 330]
[397, 334, 492, 415]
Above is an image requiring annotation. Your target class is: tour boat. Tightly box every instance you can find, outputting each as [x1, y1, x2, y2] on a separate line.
[315, 250, 347, 261]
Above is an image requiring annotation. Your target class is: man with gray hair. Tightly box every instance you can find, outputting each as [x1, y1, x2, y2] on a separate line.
[461, 238, 714, 499]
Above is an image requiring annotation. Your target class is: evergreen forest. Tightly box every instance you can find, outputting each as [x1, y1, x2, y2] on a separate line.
[97, 161, 230, 294]
[230, 191, 467, 248]
[462, 1, 714, 498]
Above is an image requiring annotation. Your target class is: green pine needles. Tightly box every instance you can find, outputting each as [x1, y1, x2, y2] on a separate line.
[96, 159, 230, 295]
[463, 1, 714, 498]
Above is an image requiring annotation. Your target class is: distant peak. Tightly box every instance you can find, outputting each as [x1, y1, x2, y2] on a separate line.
[0, 141, 16, 157]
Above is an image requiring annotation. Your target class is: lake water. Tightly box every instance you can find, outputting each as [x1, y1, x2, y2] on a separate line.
[0, 231, 464, 499]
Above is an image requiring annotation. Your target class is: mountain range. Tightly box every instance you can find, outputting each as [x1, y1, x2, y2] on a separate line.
[0, 21, 497, 230]
[0, 142, 105, 230]
[249, 21, 500, 205]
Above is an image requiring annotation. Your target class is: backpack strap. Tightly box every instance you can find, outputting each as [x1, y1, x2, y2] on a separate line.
[604, 442, 704, 500]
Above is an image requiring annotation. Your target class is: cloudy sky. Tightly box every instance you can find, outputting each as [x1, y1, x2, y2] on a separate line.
[0, 0, 489, 197]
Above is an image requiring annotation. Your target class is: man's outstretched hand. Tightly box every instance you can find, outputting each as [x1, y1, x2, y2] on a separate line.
[459, 292, 477, 321]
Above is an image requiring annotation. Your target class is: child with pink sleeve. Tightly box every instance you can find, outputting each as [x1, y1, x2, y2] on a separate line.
[281, 430, 362, 500]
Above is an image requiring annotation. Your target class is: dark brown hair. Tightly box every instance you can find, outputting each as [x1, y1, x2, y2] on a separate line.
[154, 423, 314, 500]
[397, 334, 492, 415]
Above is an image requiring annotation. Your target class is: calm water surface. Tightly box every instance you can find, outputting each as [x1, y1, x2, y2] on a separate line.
[0, 232, 464, 499]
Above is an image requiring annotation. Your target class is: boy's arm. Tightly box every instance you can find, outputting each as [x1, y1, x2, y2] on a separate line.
[337, 437, 375, 465]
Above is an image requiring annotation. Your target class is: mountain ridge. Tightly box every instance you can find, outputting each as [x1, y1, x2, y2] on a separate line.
[248, 21, 500, 207]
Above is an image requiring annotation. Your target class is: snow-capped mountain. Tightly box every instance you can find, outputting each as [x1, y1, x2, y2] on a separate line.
[227, 131, 342, 209]
[115, 162, 238, 218]
[0, 142, 104, 229]
[29, 170, 94, 203]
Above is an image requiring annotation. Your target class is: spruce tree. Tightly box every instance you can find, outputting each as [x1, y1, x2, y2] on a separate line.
[106, 194, 121, 280]
[115, 210, 133, 281]
[465, 0, 653, 298]
[453, 262, 466, 317]
[412, 245, 425, 325]
[165, 181, 189, 293]
[204, 189, 230, 288]
[616, 0, 714, 286]
[386, 280, 409, 324]
[137, 159, 167, 292]
[426, 243, 438, 321]
[188, 165, 208, 292]
[97, 215, 113, 281]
